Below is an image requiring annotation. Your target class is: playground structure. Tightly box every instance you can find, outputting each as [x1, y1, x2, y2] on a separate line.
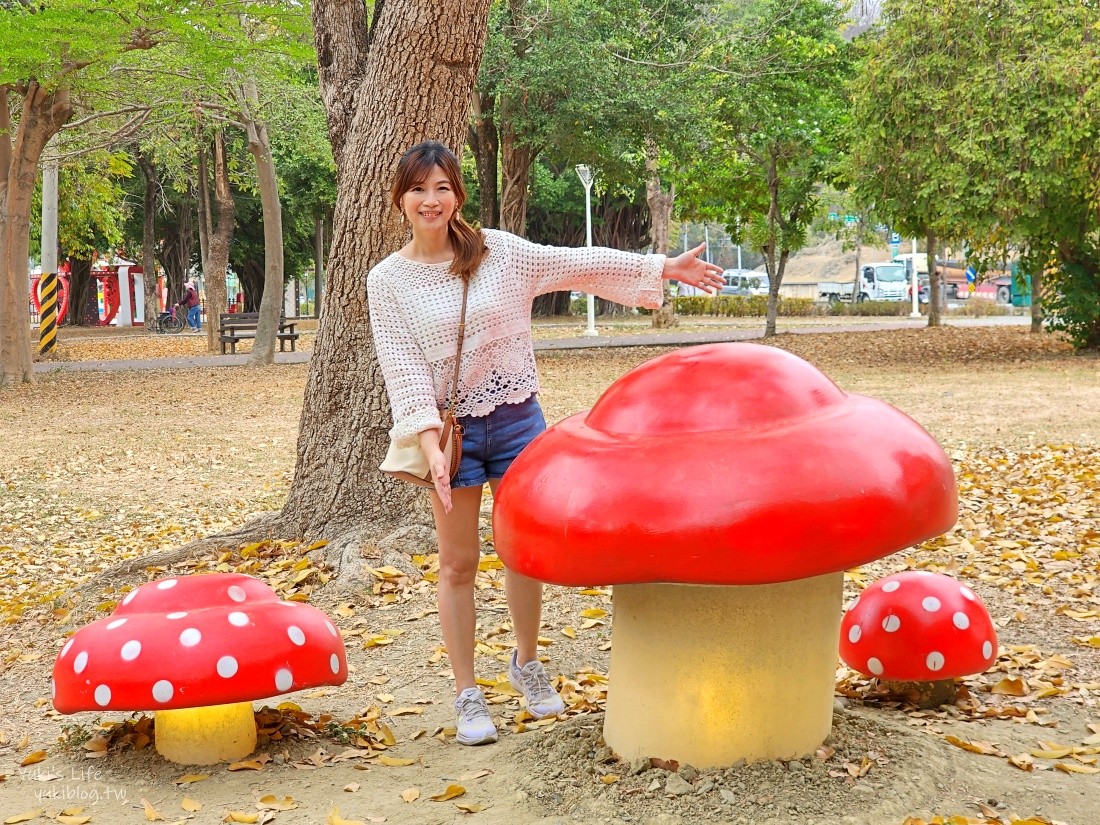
[29, 260, 153, 327]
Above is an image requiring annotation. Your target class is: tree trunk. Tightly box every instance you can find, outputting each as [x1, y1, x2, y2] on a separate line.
[926, 229, 941, 327]
[499, 115, 534, 237]
[763, 148, 781, 338]
[276, 0, 493, 571]
[160, 188, 194, 303]
[235, 78, 284, 366]
[644, 140, 677, 329]
[196, 131, 212, 277]
[136, 152, 159, 326]
[851, 227, 862, 301]
[1, 82, 72, 387]
[469, 90, 498, 229]
[1029, 265, 1043, 333]
[67, 257, 96, 326]
[204, 130, 234, 353]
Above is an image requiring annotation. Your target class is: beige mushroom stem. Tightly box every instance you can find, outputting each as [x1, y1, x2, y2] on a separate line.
[603, 572, 843, 768]
[154, 701, 257, 764]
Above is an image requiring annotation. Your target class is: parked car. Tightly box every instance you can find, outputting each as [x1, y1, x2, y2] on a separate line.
[720, 270, 769, 296]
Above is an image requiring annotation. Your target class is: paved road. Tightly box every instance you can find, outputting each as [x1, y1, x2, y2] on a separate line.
[33, 315, 1030, 374]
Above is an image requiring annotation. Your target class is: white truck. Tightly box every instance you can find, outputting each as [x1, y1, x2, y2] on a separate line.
[818, 262, 908, 302]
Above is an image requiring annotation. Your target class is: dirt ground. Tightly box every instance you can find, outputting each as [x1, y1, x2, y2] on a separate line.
[0, 324, 1098, 825]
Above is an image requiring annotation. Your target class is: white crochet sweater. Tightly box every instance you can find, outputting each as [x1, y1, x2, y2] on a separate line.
[367, 228, 666, 447]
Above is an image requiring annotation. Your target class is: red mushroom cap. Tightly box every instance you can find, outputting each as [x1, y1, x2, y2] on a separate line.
[52, 573, 347, 713]
[839, 571, 998, 680]
[494, 343, 958, 586]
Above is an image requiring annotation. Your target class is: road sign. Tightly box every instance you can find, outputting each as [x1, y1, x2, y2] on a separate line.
[889, 242, 900, 257]
[889, 232, 901, 244]
[965, 266, 976, 284]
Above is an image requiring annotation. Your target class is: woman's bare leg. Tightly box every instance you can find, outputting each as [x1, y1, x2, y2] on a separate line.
[489, 478, 543, 665]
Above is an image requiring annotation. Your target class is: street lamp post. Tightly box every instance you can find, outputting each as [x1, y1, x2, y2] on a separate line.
[575, 164, 598, 337]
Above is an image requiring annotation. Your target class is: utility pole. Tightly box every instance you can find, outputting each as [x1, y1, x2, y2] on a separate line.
[39, 139, 59, 354]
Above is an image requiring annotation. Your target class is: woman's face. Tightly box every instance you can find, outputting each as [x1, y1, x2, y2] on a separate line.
[400, 165, 457, 234]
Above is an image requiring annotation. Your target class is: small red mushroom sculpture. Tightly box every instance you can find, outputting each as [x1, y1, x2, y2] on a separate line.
[493, 342, 958, 767]
[840, 571, 998, 707]
[53, 573, 347, 764]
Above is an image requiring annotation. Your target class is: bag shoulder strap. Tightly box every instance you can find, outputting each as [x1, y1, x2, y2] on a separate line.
[445, 279, 469, 416]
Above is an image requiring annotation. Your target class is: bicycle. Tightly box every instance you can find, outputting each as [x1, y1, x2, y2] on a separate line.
[152, 305, 185, 334]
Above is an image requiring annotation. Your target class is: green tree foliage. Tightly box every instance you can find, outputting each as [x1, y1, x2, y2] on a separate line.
[848, 0, 1100, 346]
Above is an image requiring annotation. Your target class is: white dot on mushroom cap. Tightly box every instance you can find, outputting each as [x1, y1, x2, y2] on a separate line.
[867, 657, 884, 676]
[228, 585, 247, 602]
[94, 685, 111, 707]
[217, 656, 239, 678]
[953, 612, 970, 630]
[881, 580, 900, 593]
[120, 640, 141, 661]
[166, 612, 188, 620]
[983, 640, 994, 659]
[922, 596, 942, 612]
[287, 626, 306, 646]
[51, 679, 56, 699]
[60, 639, 74, 657]
[961, 586, 977, 601]
[926, 651, 945, 671]
[882, 615, 901, 633]
[152, 680, 173, 703]
[848, 625, 862, 644]
[179, 628, 201, 647]
[330, 654, 340, 674]
[73, 651, 88, 673]
[156, 578, 178, 590]
[228, 612, 249, 627]
[106, 619, 127, 630]
[325, 621, 338, 638]
[275, 668, 293, 692]
[122, 590, 137, 605]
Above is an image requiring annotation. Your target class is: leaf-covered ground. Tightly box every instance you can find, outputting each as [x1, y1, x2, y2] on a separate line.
[0, 324, 1097, 825]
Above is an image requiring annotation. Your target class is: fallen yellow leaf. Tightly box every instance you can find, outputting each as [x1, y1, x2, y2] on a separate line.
[4, 811, 43, 825]
[326, 807, 366, 825]
[600, 774, 620, 784]
[373, 756, 415, 767]
[430, 784, 466, 801]
[18, 750, 46, 767]
[257, 794, 298, 811]
[991, 677, 1028, 696]
[226, 760, 265, 771]
[181, 797, 202, 812]
[1056, 762, 1100, 774]
[57, 815, 93, 825]
[222, 813, 259, 824]
[400, 788, 420, 803]
[142, 797, 164, 821]
[173, 773, 209, 784]
[1030, 747, 1073, 759]
[455, 801, 484, 813]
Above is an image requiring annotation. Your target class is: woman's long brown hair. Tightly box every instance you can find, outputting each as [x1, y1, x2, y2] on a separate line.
[391, 141, 488, 282]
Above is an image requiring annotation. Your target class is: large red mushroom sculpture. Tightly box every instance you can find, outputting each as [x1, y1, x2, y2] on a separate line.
[493, 343, 957, 767]
[53, 573, 347, 764]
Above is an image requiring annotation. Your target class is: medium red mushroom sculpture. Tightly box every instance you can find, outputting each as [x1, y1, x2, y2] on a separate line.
[494, 343, 958, 767]
[840, 571, 998, 707]
[53, 573, 348, 764]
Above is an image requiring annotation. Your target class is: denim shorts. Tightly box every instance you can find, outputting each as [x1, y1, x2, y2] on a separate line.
[453, 394, 546, 488]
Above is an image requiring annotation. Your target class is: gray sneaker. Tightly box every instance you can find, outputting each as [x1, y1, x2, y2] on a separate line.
[454, 687, 498, 746]
[508, 651, 565, 719]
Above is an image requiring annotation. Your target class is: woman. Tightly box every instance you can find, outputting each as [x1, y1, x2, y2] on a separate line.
[367, 140, 724, 745]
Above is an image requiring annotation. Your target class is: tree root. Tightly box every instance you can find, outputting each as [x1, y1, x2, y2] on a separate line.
[71, 511, 437, 608]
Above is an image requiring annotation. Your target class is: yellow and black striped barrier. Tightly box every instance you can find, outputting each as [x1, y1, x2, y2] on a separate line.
[38, 272, 58, 354]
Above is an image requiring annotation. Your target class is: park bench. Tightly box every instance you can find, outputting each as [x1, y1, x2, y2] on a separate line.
[219, 312, 300, 355]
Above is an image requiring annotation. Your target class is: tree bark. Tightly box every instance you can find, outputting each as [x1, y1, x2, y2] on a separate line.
[1, 82, 73, 386]
[204, 130, 234, 353]
[762, 148, 782, 338]
[277, 0, 493, 570]
[234, 77, 285, 366]
[136, 151, 160, 326]
[498, 116, 534, 237]
[644, 140, 677, 329]
[926, 229, 941, 327]
[468, 90, 499, 229]
[1029, 265, 1043, 333]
